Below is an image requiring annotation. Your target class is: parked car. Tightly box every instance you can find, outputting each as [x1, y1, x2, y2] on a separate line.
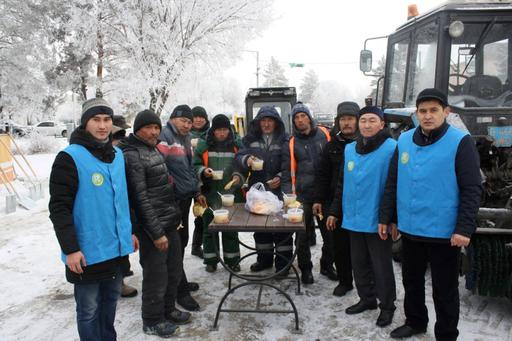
[33, 121, 67, 137]
[0, 120, 30, 137]
[314, 112, 335, 129]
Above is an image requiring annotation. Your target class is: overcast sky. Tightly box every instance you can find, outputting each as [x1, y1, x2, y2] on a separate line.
[225, 0, 446, 104]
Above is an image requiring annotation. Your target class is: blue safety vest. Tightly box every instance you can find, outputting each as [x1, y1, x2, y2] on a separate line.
[397, 126, 467, 238]
[62, 144, 133, 265]
[342, 137, 397, 233]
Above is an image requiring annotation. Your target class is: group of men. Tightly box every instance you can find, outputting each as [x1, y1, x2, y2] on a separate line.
[50, 87, 481, 341]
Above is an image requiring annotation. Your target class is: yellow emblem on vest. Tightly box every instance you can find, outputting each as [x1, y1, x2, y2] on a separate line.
[347, 161, 355, 172]
[401, 152, 410, 164]
[92, 172, 104, 186]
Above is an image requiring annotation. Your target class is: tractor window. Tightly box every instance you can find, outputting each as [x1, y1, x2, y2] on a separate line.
[448, 22, 512, 108]
[387, 39, 409, 104]
[405, 21, 438, 107]
[252, 102, 291, 118]
[484, 39, 508, 84]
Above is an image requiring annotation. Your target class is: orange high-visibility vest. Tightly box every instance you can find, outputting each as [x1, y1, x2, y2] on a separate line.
[289, 126, 331, 194]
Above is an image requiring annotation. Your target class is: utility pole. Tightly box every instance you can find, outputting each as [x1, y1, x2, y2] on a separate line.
[244, 50, 260, 87]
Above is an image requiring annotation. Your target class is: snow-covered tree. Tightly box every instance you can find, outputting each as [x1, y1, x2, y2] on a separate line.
[103, 0, 272, 116]
[300, 69, 319, 104]
[1, 0, 273, 122]
[314, 80, 351, 113]
[262, 56, 288, 87]
[0, 0, 63, 123]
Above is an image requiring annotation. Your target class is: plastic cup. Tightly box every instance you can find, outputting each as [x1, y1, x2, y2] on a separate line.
[286, 208, 303, 223]
[212, 170, 224, 180]
[283, 193, 297, 206]
[191, 138, 199, 148]
[213, 209, 229, 224]
[251, 158, 264, 171]
[221, 194, 235, 207]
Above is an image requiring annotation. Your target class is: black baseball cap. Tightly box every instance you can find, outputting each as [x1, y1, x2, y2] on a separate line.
[416, 88, 448, 107]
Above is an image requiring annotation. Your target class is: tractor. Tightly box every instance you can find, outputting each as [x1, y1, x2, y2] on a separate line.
[360, 1, 512, 299]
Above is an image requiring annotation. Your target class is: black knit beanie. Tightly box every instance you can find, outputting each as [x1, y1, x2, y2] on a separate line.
[191, 106, 208, 120]
[359, 106, 384, 120]
[170, 104, 193, 121]
[133, 110, 162, 133]
[81, 98, 114, 127]
[211, 114, 231, 131]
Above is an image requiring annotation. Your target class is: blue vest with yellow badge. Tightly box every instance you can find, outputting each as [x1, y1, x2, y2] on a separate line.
[62, 144, 133, 265]
[397, 126, 467, 238]
[342, 137, 396, 233]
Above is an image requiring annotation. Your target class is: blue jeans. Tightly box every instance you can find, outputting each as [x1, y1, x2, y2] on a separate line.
[73, 269, 123, 341]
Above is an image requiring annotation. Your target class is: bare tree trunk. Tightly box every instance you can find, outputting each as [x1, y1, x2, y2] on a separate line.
[96, 14, 104, 98]
[0, 73, 3, 120]
[156, 87, 169, 117]
[149, 88, 158, 112]
[80, 76, 88, 100]
[155, 65, 184, 116]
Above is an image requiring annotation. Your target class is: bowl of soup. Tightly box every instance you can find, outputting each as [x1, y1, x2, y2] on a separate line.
[286, 208, 303, 223]
[213, 209, 229, 224]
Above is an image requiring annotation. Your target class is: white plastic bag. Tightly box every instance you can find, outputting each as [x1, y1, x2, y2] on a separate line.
[245, 182, 283, 215]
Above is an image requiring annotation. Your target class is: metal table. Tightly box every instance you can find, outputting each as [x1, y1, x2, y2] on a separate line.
[208, 203, 305, 332]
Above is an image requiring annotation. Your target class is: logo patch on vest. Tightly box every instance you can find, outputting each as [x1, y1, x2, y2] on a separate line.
[91, 173, 104, 186]
[401, 152, 409, 164]
[347, 161, 355, 171]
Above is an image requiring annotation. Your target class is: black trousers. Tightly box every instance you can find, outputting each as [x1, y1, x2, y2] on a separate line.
[254, 231, 293, 271]
[401, 235, 461, 341]
[296, 203, 334, 272]
[138, 229, 182, 325]
[350, 231, 396, 311]
[332, 225, 353, 286]
[177, 198, 193, 296]
[192, 216, 203, 248]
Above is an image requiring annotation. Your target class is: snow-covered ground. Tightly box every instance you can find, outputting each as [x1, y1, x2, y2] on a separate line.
[0, 148, 511, 340]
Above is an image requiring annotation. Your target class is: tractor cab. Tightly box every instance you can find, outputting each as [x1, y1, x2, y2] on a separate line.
[361, 2, 512, 137]
[236, 87, 297, 136]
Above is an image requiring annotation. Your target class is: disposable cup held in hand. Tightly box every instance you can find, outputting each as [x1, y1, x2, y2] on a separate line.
[221, 194, 234, 207]
[283, 193, 297, 206]
[213, 209, 229, 224]
[191, 138, 199, 148]
[285, 208, 303, 223]
[212, 170, 224, 180]
[251, 158, 264, 171]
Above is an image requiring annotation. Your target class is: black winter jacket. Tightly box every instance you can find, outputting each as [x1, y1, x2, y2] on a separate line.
[379, 122, 482, 241]
[313, 131, 356, 204]
[281, 113, 330, 203]
[119, 134, 181, 241]
[49, 127, 129, 283]
[236, 110, 288, 195]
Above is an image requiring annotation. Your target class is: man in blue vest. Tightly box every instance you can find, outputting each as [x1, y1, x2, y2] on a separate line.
[326, 106, 397, 327]
[313, 101, 360, 297]
[380, 88, 482, 340]
[49, 98, 137, 341]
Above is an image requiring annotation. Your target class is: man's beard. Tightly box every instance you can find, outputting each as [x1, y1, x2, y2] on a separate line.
[297, 125, 309, 132]
[341, 127, 355, 135]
